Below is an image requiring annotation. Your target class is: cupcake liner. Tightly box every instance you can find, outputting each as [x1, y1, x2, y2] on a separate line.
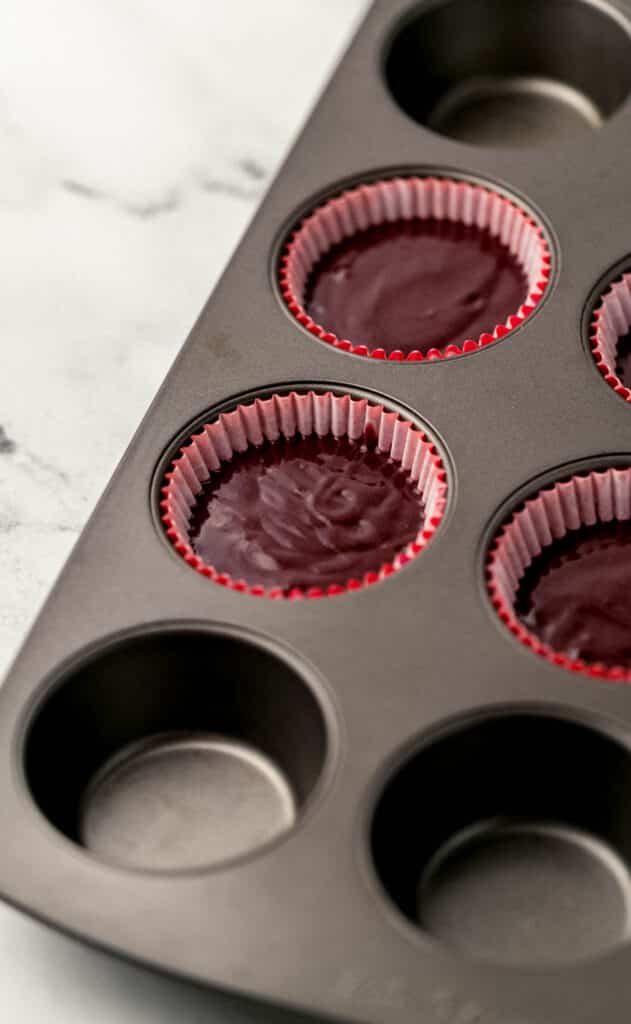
[487, 465, 631, 680]
[161, 390, 448, 598]
[279, 176, 551, 361]
[591, 272, 631, 402]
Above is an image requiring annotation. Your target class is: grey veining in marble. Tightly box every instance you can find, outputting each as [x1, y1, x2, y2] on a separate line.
[0, 2, 368, 1020]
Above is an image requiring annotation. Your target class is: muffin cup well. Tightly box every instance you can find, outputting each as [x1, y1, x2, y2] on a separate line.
[279, 176, 551, 361]
[591, 272, 631, 402]
[161, 390, 447, 598]
[25, 625, 331, 873]
[487, 465, 631, 680]
[371, 710, 631, 966]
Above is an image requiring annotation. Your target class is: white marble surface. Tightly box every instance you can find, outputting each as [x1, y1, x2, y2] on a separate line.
[0, 2, 368, 1019]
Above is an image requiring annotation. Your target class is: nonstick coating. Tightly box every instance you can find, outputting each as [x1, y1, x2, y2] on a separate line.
[4, 1, 631, 1022]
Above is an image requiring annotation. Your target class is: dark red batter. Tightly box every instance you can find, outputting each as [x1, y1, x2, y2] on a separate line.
[615, 331, 631, 387]
[516, 520, 631, 667]
[188, 434, 424, 592]
[304, 219, 528, 355]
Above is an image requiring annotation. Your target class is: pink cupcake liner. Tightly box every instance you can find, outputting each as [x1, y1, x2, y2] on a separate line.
[279, 176, 551, 362]
[487, 465, 631, 681]
[591, 272, 631, 402]
[161, 390, 448, 598]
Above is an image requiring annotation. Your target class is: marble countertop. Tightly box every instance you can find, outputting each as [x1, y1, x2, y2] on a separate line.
[0, 1, 367, 1019]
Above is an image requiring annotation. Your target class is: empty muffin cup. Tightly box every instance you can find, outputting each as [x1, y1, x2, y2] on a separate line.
[384, 0, 631, 148]
[371, 711, 631, 966]
[487, 465, 631, 680]
[279, 177, 551, 360]
[591, 271, 631, 403]
[25, 626, 331, 873]
[161, 390, 447, 597]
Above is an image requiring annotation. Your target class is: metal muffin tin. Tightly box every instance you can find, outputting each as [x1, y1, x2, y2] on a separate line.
[5, 1, 631, 1020]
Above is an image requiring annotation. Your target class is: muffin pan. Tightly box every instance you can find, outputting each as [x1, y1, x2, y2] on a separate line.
[5, 1, 631, 1021]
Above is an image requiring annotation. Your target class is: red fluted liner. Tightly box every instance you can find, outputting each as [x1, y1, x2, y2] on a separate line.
[591, 272, 631, 402]
[279, 176, 551, 361]
[161, 390, 448, 598]
[487, 465, 631, 681]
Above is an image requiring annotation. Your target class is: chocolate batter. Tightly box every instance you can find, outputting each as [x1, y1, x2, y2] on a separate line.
[188, 434, 424, 592]
[304, 219, 528, 355]
[516, 520, 631, 667]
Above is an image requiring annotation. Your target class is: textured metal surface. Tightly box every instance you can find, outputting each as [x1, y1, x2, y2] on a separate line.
[79, 734, 297, 873]
[417, 819, 631, 965]
[4, 0, 631, 1021]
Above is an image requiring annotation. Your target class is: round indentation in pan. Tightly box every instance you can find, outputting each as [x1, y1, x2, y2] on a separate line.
[24, 624, 334, 873]
[589, 261, 631, 404]
[419, 820, 629, 966]
[159, 388, 448, 596]
[80, 734, 297, 872]
[486, 461, 631, 681]
[384, 0, 631, 147]
[370, 711, 631, 965]
[279, 177, 550, 361]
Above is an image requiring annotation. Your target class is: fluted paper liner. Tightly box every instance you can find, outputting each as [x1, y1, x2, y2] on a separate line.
[161, 390, 448, 598]
[280, 176, 551, 361]
[487, 465, 631, 680]
[591, 272, 631, 402]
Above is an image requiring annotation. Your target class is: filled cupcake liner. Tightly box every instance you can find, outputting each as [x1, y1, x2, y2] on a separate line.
[591, 272, 631, 402]
[279, 176, 551, 361]
[487, 465, 631, 681]
[161, 390, 448, 598]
